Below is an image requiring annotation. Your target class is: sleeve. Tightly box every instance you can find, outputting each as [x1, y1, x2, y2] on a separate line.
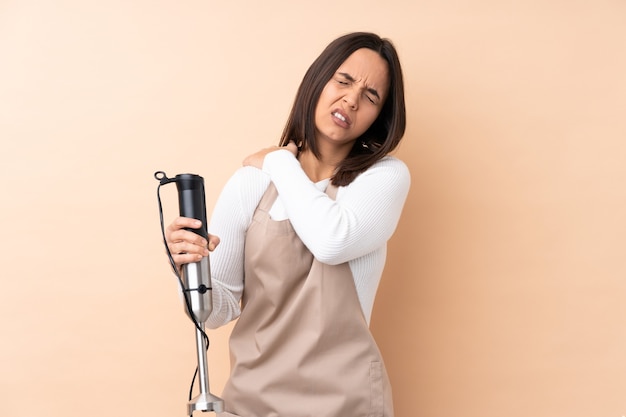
[204, 166, 270, 329]
[262, 150, 410, 265]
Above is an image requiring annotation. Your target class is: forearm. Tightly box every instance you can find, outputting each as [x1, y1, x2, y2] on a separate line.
[263, 151, 410, 264]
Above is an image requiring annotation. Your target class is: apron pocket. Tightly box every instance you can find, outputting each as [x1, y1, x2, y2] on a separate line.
[369, 361, 384, 417]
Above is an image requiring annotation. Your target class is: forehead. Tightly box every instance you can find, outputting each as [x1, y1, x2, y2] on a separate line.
[336, 48, 390, 93]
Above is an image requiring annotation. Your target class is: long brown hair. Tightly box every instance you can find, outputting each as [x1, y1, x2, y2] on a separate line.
[279, 32, 406, 186]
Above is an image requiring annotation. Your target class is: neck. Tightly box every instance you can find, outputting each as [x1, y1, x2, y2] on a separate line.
[298, 140, 354, 182]
[299, 151, 336, 183]
[298, 140, 353, 182]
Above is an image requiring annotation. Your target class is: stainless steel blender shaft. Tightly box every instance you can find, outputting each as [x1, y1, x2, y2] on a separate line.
[182, 257, 224, 414]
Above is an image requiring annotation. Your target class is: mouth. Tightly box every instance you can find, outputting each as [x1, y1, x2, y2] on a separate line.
[331, 109, 351, 127]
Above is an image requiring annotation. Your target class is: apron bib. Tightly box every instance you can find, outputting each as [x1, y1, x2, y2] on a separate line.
[221, 183, 393, 417]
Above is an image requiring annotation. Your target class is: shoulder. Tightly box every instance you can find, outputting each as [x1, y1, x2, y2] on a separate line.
[219, 166, 271, 209]
[351, 155, 411, 188]
[210, 166, 271, 229]
[226, 166, 270, 191]
[335, 156, 410, 201]
[370, 155, 410, 177]
[230, 165, 267, 181]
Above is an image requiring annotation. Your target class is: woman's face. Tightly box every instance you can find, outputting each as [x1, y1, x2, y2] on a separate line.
[314, 48, 390, 150]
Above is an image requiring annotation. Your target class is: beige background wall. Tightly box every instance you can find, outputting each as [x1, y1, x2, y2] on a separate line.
[1, 1, 625, 416]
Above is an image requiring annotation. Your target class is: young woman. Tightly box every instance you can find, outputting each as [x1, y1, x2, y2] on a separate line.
[166, 32, 410, 417]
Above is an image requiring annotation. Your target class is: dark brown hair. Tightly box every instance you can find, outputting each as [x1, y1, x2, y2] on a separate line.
[279, 32, 406, 186]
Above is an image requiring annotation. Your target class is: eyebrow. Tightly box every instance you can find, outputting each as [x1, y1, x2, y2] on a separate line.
[337, 72, 381, 100]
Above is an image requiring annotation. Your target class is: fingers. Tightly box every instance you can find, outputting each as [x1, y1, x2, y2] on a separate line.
[207, 234, 220, 251]
[166, 219, 207, 251]
[171, 252, 205, 266]
[167, 216, 203, 233]
[242, 147, 274, 168]
[165, 217, 221, 268]
[285, 141, 298, 156]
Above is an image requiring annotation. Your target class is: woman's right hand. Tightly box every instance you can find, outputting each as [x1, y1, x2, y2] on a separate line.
[165, 216, 220, 270]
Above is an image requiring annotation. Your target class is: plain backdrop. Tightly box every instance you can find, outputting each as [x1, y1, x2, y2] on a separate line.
[1, 1, 625, 416]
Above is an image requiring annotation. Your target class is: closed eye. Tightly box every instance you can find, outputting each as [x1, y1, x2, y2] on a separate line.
[335, 72, 381, 105]
[365, 87, 380, 104]
[337, 72, 355, 85]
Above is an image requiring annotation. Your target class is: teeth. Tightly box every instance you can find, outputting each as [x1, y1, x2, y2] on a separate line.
[333, 112, 346, 122]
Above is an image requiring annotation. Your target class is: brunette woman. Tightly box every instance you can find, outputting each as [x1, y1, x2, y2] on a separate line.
[166, 32, 409, 417]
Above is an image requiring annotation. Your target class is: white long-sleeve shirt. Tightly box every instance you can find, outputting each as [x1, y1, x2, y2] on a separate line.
[205, 150, 410, 328]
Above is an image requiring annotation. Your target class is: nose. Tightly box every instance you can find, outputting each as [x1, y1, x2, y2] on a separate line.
[343, 88, 359, 110]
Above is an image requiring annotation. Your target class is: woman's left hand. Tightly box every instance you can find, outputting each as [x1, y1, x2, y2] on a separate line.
[242, 141, 298, 169]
